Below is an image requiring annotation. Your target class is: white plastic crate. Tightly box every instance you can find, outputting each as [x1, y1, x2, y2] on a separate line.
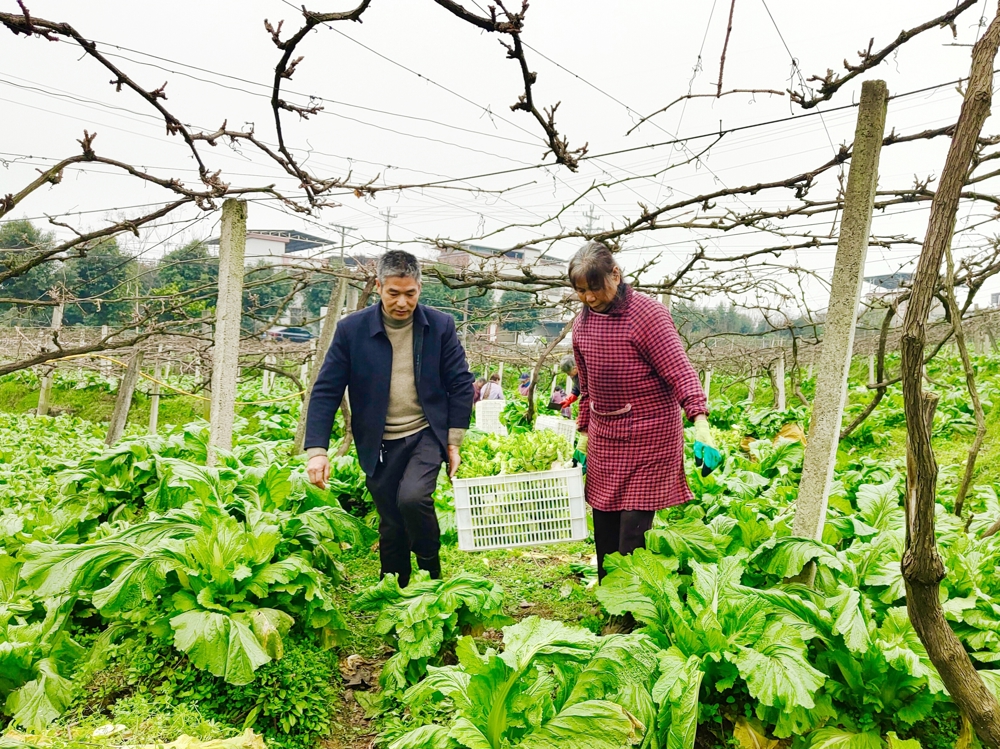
[535, 414, 577, 446]
[453, 466, 587, 551]
[475, 399, 508, 435]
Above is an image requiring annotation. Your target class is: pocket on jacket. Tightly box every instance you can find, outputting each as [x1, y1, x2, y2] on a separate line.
[590, 412, 633, 442]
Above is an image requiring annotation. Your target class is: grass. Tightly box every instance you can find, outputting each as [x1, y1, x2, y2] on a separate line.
[0, 380, 270, 432]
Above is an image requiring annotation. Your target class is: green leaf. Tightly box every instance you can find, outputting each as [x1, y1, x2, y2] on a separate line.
[806, 727, 885, 749]
[749, 537, 844, 579]
[233, 608, 294, 660]
[4, 658, 75, 731]
[729, 622, 825, 709]
[517, 700, 635, 749]
[875, 607, 942, 691]
[171, 610, 271, 685]
[596, 549, 679, 625]
[827, 585, 871, 654]
[499, 616, 596, 672]
[651, 648, 703, 749]
[855, 477, 904, 532]
[389, 724, 454, 749]
[886, 732, 921, 749]
[646, 518, 720, 563]
[449, 717, 493, 749]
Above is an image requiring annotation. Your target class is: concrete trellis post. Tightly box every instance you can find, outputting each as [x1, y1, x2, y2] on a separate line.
[300, 338, 316, 387]
[294, 277, 350, 453]
[99, 324, 110, 377]
[793, 80, 889, 563]
[772, 355, 786, 411]
[149, 345, 163, 434]
[659, 278, 672, 312]
[36, 302, 63, 417]
[208, 199, 247, 464]
[702, 368, 713, 400]
[746, 371, 757, 403]
[868, 353, 876, 387]
[106, 351, 144, 445]
[262, 354, 276, 394]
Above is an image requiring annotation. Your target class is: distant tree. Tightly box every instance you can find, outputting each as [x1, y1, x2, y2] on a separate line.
[150, 240, 219, 317]
[672, 302, 765, 337]
[420, 277, 494, 330]
[155, 240, 219, 295]
[0, 219, 55, 323]
[243, 261, 297, 331]
[498, 290, 543, 332]
[59, 237, 133, 326]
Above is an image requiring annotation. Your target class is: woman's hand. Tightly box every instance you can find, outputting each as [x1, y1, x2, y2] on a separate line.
[692, 417, 721, 476]
[693, 416, 713, 446]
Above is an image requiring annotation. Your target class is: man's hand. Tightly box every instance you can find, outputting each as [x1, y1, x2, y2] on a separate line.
[447, 444, 461, 479]
[307, 454, 331, 489]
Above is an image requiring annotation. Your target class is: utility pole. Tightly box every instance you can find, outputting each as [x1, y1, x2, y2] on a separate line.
[792, 80, 889, 576]
[379, 210, 397, 251]
[331, 224, 357, 263]
[582, 205, 599, 234]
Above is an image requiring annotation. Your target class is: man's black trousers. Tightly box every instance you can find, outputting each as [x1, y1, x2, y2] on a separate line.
[365, 429, 443, 587]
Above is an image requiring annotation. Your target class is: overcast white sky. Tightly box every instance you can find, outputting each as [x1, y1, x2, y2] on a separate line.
[2, 0, 999, 310]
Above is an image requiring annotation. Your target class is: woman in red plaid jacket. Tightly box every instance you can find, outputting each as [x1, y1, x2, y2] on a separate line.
[570, 241, 713, 582]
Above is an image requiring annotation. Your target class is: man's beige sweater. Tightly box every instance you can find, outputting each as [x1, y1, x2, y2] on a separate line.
[306, 309, 464, 459]
[381, 311, 429, 440]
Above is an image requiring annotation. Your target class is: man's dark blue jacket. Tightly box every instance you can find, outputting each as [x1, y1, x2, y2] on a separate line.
[304, 302, 474, 476]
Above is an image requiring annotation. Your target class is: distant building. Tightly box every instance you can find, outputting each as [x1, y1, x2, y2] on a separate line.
[205, 229, 381, 328]
[436, 243, 567, 301]
[206, 229, 336, 267]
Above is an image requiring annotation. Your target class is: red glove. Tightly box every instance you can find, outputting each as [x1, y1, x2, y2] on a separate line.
[561, 394, 578, 407]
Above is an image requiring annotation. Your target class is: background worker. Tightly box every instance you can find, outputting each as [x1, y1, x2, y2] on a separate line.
[480, 372, 504, 400]
[558, 354, 580, 419]
[304, 250, 474, 587]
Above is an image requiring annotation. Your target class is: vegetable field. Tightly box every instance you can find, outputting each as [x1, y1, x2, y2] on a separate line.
[2, 349, 999, 749]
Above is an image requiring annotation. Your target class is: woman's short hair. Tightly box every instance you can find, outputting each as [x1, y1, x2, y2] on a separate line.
[559, 355, 576, 375]
[489, 373, 501, 382]
[568, 240, 618, 291]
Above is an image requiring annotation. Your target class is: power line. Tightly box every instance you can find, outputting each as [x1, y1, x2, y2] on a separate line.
[0, 73, 536, 168]
[57, 37, 540, 150]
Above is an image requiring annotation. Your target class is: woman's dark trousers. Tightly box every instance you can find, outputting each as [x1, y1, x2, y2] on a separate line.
[592, 508, 655, 583]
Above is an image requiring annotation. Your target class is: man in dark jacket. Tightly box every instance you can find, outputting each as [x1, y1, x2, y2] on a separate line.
[304, 250, 474, 586]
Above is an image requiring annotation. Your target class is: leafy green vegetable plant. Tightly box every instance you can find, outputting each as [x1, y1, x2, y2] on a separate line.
[388, 617, 658, 749]
[355, 572, 510, 693]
